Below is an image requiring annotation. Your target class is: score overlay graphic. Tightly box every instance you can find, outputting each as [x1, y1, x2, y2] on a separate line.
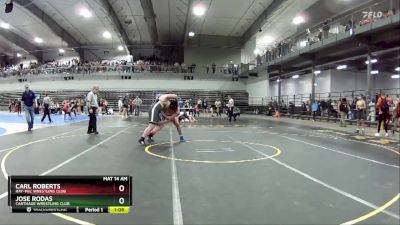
[8, 176, 132, 213]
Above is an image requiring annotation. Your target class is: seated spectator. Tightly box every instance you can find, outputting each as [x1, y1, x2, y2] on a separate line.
[345, 20, 355, 32]
[360, 15, 374, 26]
[384, 9, 396, 17]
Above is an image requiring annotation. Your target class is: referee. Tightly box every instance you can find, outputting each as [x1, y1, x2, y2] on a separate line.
[41, 93, 52, 123]
[86, 86, 99, 134]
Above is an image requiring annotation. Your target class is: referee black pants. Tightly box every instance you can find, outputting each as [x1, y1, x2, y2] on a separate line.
[228, 107, 234, 122]
[88, 107, 98, 133]
[41, 104, 52, 122]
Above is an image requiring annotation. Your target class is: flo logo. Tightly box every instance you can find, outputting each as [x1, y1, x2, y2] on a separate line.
[362, 11, 383, 19]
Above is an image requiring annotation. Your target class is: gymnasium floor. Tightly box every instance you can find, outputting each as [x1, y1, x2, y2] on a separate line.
[0, 114, 399, 225]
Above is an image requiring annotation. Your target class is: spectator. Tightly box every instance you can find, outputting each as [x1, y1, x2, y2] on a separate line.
[196, 99, 202, 117]
[393, 97, 400, 135]
[8, 99, 13, 113]
[226, 96, 235, 122]
[360, 14, 374, 26]
[322, 20, 330, 39]
[367, 100, 376, 122]
[375, 94, 390, 137]
[102, 98, 109, 115]
[202, 99, 208, 117]
[63, 100, 72, 120]
[338, 98, 349, 127]
[16, 100, 22, 115]
[384, 9, 396, 17]
[355, 95, 366, 134]
[212, 63, 216, 74]
[178, 98, 185, 109]
[345, 20, 354, 32]
[311, 101, 319, 121]
[215, 99, 222, 117]
[317, 28, 323, 42]
[122, 94, 129, 118]
[134, 96, 142, 116]
[174, 62, 180, 73]
[302, 102, 307, 115]
[181, 62, 187, 73]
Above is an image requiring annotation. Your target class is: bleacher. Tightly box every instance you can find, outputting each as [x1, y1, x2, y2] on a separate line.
[0, 90, 249, 113]
[263, 107, 379, 127]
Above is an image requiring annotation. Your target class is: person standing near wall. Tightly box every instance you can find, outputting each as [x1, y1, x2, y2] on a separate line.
[122, 93, 129, 118]
[393, 97, 400, 135]
[86, 86, 100, 135]
[16, 99, 22, 116]
[196, 99, 202, 118]
[355, 95, 366, 134]
[338, 98, 349, 127]
[227, 96, 235, 122]
[135, 96, 142, 116]
[8, 99, 12, 113]
[41, 93, 52, 123]
[375, 94, 390, 137]
[118, 98, 123, 115]
[311, 101, 319, 121]
[215, 99, 222, 117]
[21, 84, 37, 131]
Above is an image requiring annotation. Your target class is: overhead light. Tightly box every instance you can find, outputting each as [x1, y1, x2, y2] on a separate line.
[365, 59, 378, 64]
[292, 16, 305, 25]
[395, 67, 400, 72]
[314, 70, 321, 75]
[79, 8, 92, 18]
[292, 74, 299, 79]
[234, 64, 238, 68]
[34, 37, 43, 43]
[117, 45, 123, 51]
[253, 49, 260, 55]
[337, 65, 347, 70]
[59, 49, 65, 53]
[314, 83, 318, 86]
[230, 60, 233, 63]
[299, 40, 307, 48]
[370, 70, 379, 74]
[0, 22, 10, 29]
[262, 35, 274, 44]
[193, 5, 206, 16]
[17, 53, 22, 58]
[391, 74, 400, 79]
[277, 79, 280, 82]
[188, 31, 195, 37]
[102, 31, 111, 39]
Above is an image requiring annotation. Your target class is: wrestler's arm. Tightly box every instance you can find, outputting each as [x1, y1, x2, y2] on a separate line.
[166, 108, 180, 120]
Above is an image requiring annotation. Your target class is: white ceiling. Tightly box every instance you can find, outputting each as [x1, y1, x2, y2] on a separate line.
[256, 0, 319, 48]
[0, 3, 67, 48]
[153, 0, 187, 44]
[152, 0, 274, 43]
[0, 35, 23, 56]
[31, 0, 127, 48]
[0, 0, 328, 58]
[188, 0, 273, 36]
[109, 0, 152, 44]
